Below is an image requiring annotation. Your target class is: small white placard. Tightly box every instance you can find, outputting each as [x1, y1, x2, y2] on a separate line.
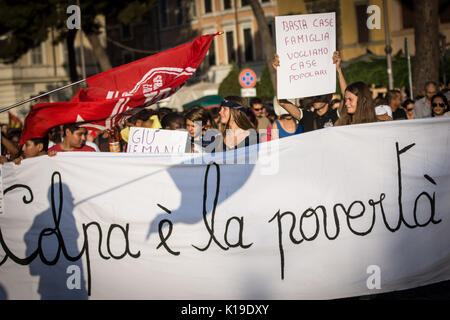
[275, 12, 336, 99]
[241, 88, 257, 97]
[126, 127, 189, 154]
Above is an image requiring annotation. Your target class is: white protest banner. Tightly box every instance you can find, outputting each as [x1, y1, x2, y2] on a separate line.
[126, 127, 189, 154]
[0, 166, 3, 215]
[275, 12, 336, 99]
[0, 118, 449, 300]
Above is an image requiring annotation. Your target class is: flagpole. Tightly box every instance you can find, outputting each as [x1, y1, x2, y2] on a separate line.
[0, 79, 86, 114]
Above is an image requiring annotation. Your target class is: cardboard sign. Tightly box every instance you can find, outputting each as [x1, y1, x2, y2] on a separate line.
[126, 127, 189, 154]
[275, 12, 336, 99]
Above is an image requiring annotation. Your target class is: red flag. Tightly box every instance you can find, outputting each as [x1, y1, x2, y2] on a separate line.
[20, 33, 219, 145]
[8, 112, 22, 129]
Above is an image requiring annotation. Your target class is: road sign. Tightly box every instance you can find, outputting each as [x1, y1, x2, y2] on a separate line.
[239, 69, 257, 88]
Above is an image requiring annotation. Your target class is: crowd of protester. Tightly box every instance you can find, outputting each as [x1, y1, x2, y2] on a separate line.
[1, 51, 450, 164]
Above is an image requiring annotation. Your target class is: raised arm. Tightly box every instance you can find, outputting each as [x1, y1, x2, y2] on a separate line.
[272, 54, 303, 121]
[1, 133, 19, 159]
[333, 51, 347, 96]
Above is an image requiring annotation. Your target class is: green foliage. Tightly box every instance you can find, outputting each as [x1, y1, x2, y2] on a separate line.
[218, 62, 241, 97]
[255, 63, 274, 102]
[219, 62, 275, 102]
[339, 54, 412, 92]
[0, 0, 156, 63]
[440, 55, 450, 85]
[0, 0, 61, 62]
[117, 0, 157, 24]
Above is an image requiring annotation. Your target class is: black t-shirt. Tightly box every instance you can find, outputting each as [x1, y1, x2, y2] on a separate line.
[393, 108, 407, 120]
[300, 107, 339, 132]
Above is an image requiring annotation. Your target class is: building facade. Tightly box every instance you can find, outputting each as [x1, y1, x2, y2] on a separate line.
[0, 27, 103, 123]
[2, 0, 449, 122]
[106, 0, 278, 86]
[107, 0, 450, 84]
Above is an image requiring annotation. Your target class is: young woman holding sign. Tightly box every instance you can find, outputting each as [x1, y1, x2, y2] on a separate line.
[272, 51, 377, 127]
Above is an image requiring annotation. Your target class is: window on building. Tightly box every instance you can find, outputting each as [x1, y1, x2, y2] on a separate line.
[21, 84, 35, 99]
[267, 22, 274, 39]
[160, 0, 169, 28]
[61, 42, 69, 64]
[241, 0, 250, 7]
[121, 23, 133, 41]
[208, 38, 216, 66]
[204, 0, 213, 13]
[401, 2, 415, 29]
[223, 0, 232, 10]
[122, 51, 134, 65]
[176, 0, 184, 25]
[440, 0, 450, 23]
[267, 21, 275, 47]
[243, 28, 254, 62]
[355, 4, 369, 43]
[189, 0, 198, 20]
[226, 31, 236, 63]
[261, 0, 270, 3]
[31, 45, 43, 65]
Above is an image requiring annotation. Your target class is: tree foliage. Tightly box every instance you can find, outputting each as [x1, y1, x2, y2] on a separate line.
[0, 0, 156, 63]
[255, 63, 274, 102]
[0, 0, 61, 62]
[339, 54, 412, 92]
[218, 62, 241, 97]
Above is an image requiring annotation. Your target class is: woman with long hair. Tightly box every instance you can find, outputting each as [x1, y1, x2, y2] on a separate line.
[219, 96, 258, 150]
[336, 81, 377, 126]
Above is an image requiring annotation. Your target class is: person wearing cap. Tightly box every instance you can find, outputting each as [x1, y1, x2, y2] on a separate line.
[218, 96, 258, 150]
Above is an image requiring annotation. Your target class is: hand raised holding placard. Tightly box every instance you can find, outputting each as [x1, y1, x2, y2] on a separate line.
[332, 51, 341, 70]
[332, 50, 347, 95]
[272, 54, 280, 71]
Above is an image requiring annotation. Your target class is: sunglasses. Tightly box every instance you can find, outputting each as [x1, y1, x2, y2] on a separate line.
[406, 108, 414, 111]
[432, 103, 445, 108]
[253, 107, 263, 111]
